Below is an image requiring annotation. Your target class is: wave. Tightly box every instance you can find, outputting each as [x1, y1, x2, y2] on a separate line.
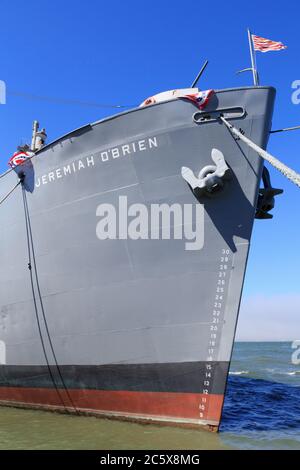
[229, 370, 249, 376]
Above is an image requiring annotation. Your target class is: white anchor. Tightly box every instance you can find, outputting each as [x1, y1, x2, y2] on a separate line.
[181, 148, 231, 195]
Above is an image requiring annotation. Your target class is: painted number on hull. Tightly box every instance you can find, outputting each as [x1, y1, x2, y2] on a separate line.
[199, 248, 232, 421]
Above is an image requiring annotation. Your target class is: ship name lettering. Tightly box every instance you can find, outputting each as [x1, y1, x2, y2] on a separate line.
[35, 136, 159, 188]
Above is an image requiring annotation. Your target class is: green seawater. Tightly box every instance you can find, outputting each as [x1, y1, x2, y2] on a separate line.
[0, 342, 299, 450]
[0, 407, 228, 450]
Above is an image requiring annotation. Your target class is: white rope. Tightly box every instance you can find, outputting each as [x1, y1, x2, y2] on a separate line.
[220, 116, 300, 189]
[0, 180, 21, 205]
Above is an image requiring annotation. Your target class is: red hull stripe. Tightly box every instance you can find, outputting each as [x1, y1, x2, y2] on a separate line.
[0, 387, 224, 423]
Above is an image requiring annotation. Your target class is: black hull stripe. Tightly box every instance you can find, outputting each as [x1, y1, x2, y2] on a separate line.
[0, 362, 229, 394]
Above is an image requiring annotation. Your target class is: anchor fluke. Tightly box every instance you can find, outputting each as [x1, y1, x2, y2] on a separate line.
[181, 166, 201, 190]
[255, 167, 283, 219]
[181, 148, 231, 198]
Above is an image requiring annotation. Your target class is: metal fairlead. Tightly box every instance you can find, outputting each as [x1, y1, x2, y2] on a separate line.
[181, 148, 231, 198]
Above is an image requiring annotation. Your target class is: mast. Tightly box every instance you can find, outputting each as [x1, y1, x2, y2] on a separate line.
[247, 28, 259, 86]
[191, 60, 209, 88]
[31, 120, 39, 151]
[31, 120, 47, 151]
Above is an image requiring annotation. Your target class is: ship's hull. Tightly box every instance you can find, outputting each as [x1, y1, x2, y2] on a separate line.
[0, 86, 275, 430]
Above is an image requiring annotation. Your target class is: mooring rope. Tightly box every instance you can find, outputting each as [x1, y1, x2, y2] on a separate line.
[21, 186, 79, 415]
[0, 174, 79, 414]
[220, 115, 300, 188]
[0, 180, 22, 205]
[21, 185, 69, 412]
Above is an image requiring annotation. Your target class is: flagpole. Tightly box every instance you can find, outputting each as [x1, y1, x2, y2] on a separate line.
[247, 28, 258, 86]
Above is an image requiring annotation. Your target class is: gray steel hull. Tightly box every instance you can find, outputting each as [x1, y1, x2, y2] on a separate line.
[0, 86, 275, 429]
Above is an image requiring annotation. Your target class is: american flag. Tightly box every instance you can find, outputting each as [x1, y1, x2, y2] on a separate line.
[183, 89, 214, 109]
[252, 35, 287, 53]
[140, 88, 214, 110]
[8, 151, 33, 168]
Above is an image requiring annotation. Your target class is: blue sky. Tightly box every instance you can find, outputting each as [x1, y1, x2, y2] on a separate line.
[0, 0, 299, 339]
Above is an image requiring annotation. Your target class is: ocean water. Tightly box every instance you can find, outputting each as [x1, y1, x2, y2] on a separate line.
[0, 342, 299, 450]
[220, 341, 300, 449]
